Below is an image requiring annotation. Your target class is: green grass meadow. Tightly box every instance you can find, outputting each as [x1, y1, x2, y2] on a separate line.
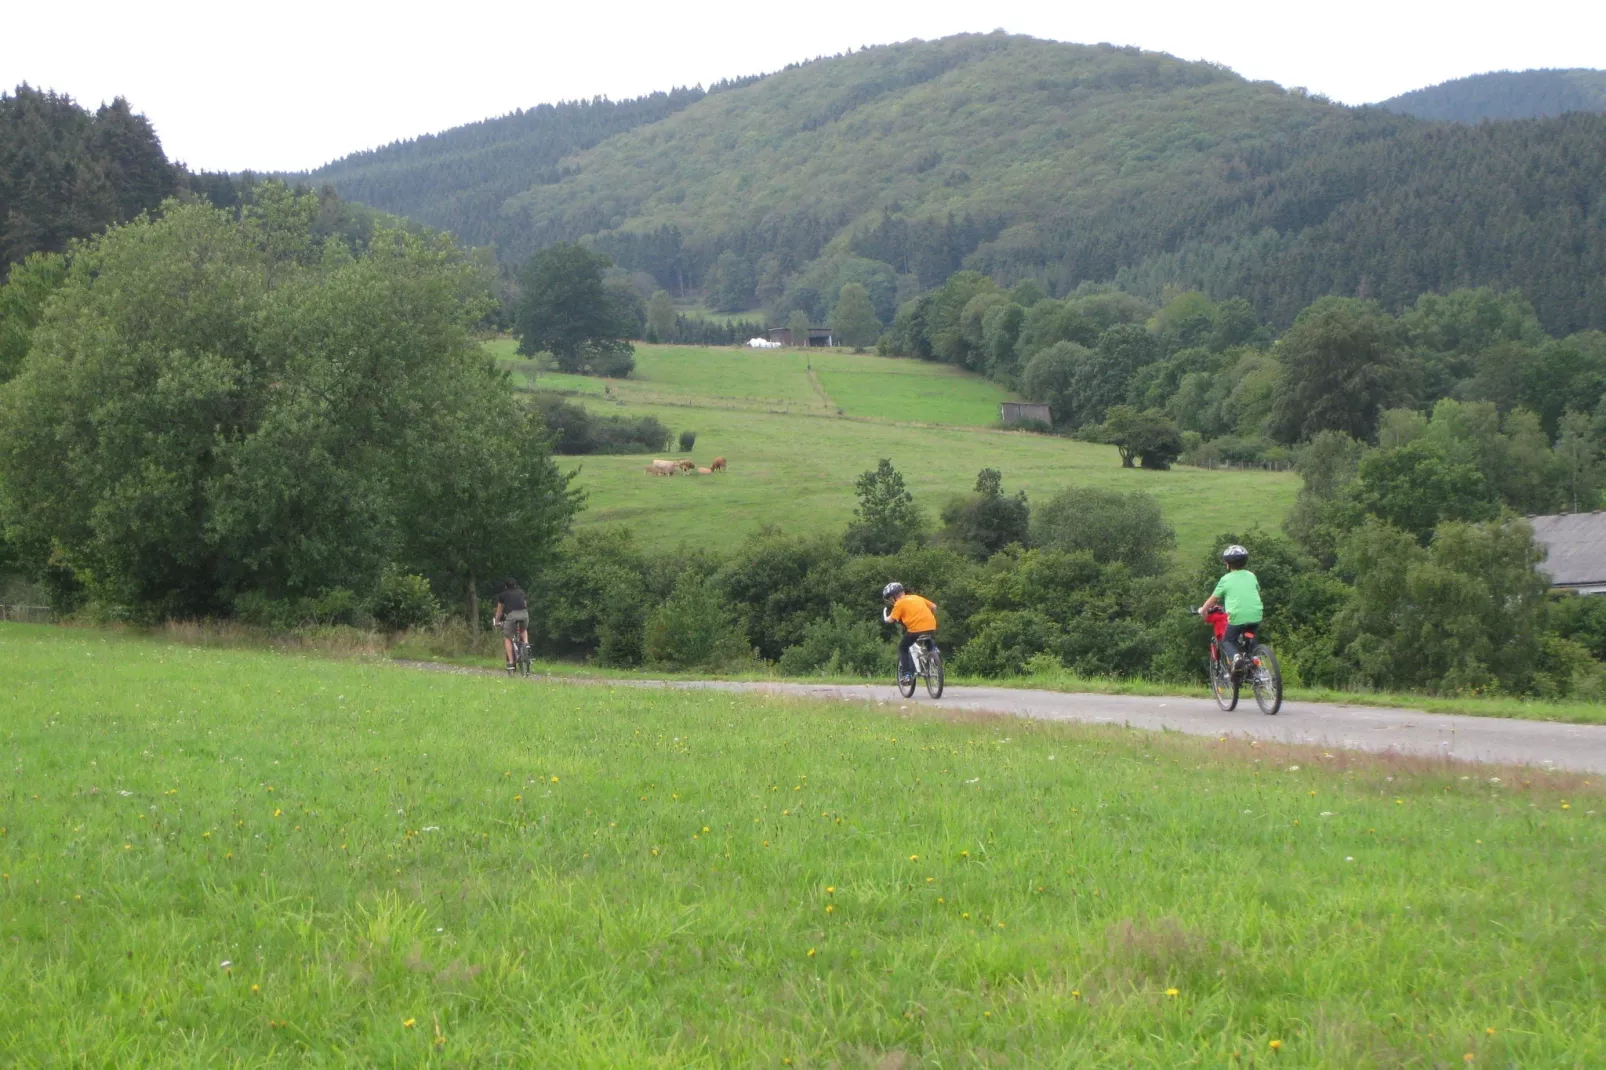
[489, 341, 1299, 555]
[3, 624, 1603, 1065]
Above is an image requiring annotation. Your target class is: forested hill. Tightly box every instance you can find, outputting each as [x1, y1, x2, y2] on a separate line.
[303, 34, 1606, 334]
[305, 81, 757, 250]
[1378, 69, 1606, 122]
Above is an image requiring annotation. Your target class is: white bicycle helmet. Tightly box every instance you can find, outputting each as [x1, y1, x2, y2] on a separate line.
[882, 581, 905, 601]
[1221, 544, 1249, 566]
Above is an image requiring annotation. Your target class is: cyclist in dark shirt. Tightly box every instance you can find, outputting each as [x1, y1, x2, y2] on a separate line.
[491, 578, 529, 672]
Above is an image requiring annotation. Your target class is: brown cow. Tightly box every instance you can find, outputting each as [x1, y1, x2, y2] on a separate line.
[710, 457, 727, 472]
[676, 459, 696, 472]
[698, 467, 712, 475]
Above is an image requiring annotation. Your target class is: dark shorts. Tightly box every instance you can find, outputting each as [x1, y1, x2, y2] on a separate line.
[1224, 621, 1262, 652]
[500, 609, 529, 639]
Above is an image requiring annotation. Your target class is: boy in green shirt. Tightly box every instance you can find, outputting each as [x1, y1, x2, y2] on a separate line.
[1198, 544, 1263, 670]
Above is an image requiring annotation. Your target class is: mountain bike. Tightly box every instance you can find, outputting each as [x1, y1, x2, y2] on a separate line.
[897, 634, 944, 699]
[1195, 608, 1281, 715]
[499, 619, 533, 677]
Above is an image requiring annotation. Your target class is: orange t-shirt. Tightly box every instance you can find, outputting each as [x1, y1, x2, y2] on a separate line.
[889, 594, 938, 633]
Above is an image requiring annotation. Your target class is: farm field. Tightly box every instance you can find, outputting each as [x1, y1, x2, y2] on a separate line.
[489, 341, 1299, 556]
[3, 624, 1603, 1065]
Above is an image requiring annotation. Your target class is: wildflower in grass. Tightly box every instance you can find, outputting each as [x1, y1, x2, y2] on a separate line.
[1562, 802, 1571, 810]
[826, 886, 835, 895]
[825, 904, 834, 913]
[961, 912, 970, 919]
[1269, 1039, 1281, 1051]
[1071, 990, 1080, 999]
[220, 960, 232, 971]
[651, 848, 659, 856]
[514, 795, 522, 802]
[909, 854, 919, 862]
[702, 826, 710, 833]
[960, 850, 969, 859]
[251, 984, 260, 993]
[403, 1018, 416, 1028]
[1165, 987, 1179, 997]
[225, 852, 233, 859]
[551, 776, 559, 783]
[807, 948, 816, 958]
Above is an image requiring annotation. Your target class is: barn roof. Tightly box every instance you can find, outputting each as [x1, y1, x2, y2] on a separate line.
[1530, 512, 1606, 589]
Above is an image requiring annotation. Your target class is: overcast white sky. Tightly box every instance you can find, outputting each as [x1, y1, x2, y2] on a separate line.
[4, 0, 1603, 173]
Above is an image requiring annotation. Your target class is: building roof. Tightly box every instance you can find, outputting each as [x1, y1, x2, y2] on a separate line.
[1529, 512, 1606, 588]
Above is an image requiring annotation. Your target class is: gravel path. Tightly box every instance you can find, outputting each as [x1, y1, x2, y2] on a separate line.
[399, 662, 1606, 774]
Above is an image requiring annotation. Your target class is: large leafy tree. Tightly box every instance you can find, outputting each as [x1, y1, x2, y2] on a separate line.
[829, 282, 881, 347]
[842, 458, 924, 556]
[0, 189, 578, 617]
[1270, 297, 1408, 444]
[513, 242, 636, 375]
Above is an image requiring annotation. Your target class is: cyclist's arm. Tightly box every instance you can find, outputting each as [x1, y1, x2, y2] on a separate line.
[1199, 594, 1222, 615]
[492, 598, 505, 624]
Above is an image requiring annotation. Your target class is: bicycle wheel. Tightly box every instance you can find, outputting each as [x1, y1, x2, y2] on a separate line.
[1209, 646, 1238, 711]
[1250, 644, 1282, 715]
[924, 647, 944, 699]
[518, 642, 532, 676]
[896, 663, 916, 698]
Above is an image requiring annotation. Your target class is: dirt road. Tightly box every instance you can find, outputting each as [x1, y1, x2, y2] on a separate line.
[403, 661, 1606, 773]
[604, 677, 1606, 774]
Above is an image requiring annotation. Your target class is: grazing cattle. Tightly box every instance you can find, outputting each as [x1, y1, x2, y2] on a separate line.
[647, 459, 677, 476]
[698, 467, 712, 475]
[676, 459, 696, 472]
[710, 457, 727, 472]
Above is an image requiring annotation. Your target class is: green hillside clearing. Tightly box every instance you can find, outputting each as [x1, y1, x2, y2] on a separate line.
[3, 626, 1601, 1065]
[496, 342, 1298, 555]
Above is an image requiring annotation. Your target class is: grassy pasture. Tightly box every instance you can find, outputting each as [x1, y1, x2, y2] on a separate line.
[486, 341, 1298, 556]
[2, 624, 1603, 1065]
[563, 401, 1295, 557]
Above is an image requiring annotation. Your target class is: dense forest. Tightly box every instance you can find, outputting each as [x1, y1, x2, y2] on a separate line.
[299, 34, 1606, 335]
[1378, 68, 1606, 122]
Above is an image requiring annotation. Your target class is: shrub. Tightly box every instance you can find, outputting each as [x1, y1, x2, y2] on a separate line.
[1030, 487, 1175, 575]
[530, 393, 671, 455]
[777, 604, 893, 677]
[371, 568, 440, 632]
[642, 572, 749, 670]
[678, 430, 697, 452]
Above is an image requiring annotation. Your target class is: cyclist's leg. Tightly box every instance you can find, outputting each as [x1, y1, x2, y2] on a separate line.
[897, 631, 917, 680]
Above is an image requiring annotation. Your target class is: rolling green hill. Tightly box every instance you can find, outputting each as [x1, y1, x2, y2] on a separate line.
[1378, 69, 1606, 122]
[496, 341, 1298, 556]
[306, 34, 1606, 334]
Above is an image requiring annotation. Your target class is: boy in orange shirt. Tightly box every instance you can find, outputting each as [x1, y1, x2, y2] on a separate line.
[882, 581, 939, 685]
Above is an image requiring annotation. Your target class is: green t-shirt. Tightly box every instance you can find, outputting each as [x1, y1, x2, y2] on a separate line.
[1212, 569, 1263, 624]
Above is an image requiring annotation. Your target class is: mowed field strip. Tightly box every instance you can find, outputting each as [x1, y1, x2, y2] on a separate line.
[4, 624, 1605, 1065]
[492, 341, 1300, 554]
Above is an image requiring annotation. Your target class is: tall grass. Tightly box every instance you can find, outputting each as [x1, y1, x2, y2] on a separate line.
[2, 624, 1602, 1065]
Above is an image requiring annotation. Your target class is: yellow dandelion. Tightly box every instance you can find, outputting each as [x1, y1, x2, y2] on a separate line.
[1463, 1055, 1475, 1064]
[551, 776, 559, 783]
[651, 847, 660, 856]
[403, 1018, 416, 1028]
[960, 850, 969, 858]
[1071, 990, 1080, 999]
[514, 794, 522, 802]
[202, 831, 211, 839]
[908, 854, 919, 862]
[225, 851, 233, 859]
[806, 948, 816, 957]
[702, 826, 710, 833]
[251, 984, 260, 993]
[434, 1035, 446, 1047]
[962, 911, 971, 919]
[825, 886, 835, 894]
[825, 904, 834, 913]
[1165, 987, 1179, 997]
[937, 897, 945, 904]
[1562, 802, 1571, 810]
[1485, 1028, 1496, 1036]
[123, 844, 131, 850]
[1269, 1039, 1282, 1051]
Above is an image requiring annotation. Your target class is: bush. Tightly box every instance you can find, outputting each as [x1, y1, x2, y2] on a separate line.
[777, 604, 893, 677]
[530, 393, 671, 455]
[233, 588, 364, 631]
[679, 430, 697, 452]
[642, 572, 750, 670]
[371, 568, 440, 631]
[1029, 487, 1175, 575]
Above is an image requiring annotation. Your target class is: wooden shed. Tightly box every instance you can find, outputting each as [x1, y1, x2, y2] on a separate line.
[1000, 402, 1053, 426]
[766, 326, 834, 347]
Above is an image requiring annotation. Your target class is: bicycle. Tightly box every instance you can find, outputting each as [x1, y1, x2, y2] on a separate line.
[896, 634, 944, 699]
[1194, 607, 1281, 715]
[498, 618, 533, 677]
